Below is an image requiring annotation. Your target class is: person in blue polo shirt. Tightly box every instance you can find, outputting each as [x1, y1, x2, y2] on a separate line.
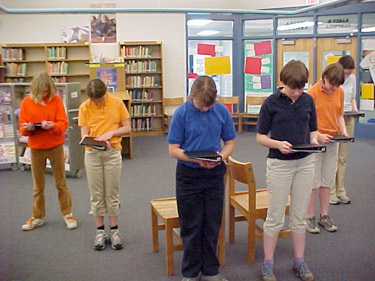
[168, 76, 235, 281]
[256, 60, 318, 281]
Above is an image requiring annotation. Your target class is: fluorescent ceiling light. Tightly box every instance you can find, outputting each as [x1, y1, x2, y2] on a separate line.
[361, 26, 375, 32]
[197, 30, 220, 36]
[187, 20, 213, 27]
[277, 21, 315, 31]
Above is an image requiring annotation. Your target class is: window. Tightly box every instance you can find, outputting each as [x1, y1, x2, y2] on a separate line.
[361, 13, 375, 33]
[244, 19, 273, 37]
[277, 17, 314, 36]
[187, 20, 233, 37]
[317, 14, 358, 34]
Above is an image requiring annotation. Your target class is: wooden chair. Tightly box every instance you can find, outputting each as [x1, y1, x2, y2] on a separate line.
[218, 96, 242, 133]
[163, 97, 184, 133]
[227, 156, 291, 264]
[241, 96, 266, 132]
[150, 171, 227, 275]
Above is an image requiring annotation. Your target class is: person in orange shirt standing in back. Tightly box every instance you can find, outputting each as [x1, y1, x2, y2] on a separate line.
[306, 63, 348, 234]
[20, 71, 78, 231]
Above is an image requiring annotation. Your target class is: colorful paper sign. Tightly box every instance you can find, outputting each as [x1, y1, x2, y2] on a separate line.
[245, 57, 262, 75]
[254, 41, 272, 56]
[261, 75, 271, 89]
[204, 56, 231, 75]
[326, 55, 341, 66]
[197, 44, 216, 56]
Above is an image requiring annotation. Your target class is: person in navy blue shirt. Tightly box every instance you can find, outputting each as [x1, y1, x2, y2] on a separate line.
[256, 61, 318, 281]
[168, 76, 235, 281]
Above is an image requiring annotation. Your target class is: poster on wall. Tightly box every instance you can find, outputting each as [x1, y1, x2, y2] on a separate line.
[96, 68, 117, 92]
[90, 3, 117, 43]
[244, 40, 274, 107]
[62, 25, 89, 43]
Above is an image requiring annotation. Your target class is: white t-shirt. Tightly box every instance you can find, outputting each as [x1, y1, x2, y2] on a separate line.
[341, 74, 356, 112]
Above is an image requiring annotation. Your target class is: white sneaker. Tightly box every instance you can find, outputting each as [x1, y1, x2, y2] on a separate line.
[22, 217, 44, 231]
[108, 229, 123, 250]
[339, 195, 351, 204]
[329, 196, 340, 205]
[64, 213, 78, 229]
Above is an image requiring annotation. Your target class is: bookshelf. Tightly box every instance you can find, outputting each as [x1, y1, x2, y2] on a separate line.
[89, 63, 133, 158]
[1, 43, 90, 97]
[0, 82, 84, 177]
[119, 41, 164, 136]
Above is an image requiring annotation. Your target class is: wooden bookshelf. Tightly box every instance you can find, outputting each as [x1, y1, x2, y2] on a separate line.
[119, 41, 164, 136]
[1, 43, 90, 95]
[89, 63, 133, 158]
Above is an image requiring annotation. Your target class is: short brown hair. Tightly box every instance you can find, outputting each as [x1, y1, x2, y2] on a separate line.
[86, 79, 107, 99]
[322, 63, 345, 86]
[280, 60, 309, 89]
[189, 76, 217, 107]
[30, 72, 56, 105]
[338, 55, 355, 70]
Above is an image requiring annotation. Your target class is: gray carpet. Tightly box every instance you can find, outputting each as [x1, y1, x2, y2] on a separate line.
[1, 132, 375, 281]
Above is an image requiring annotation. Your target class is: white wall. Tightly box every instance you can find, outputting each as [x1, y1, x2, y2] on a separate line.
[0, 13, 186, 98]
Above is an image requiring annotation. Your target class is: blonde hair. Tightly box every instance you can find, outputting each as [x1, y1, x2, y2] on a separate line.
[30, 72, 56, 105]
[189, 76, 217, 107]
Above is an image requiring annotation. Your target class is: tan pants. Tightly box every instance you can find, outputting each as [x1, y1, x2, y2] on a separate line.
[264, 155, 314, 237]
[31, 144, 72, 219]
[84, 148, 122, 216]
[331, 117, 355, 197]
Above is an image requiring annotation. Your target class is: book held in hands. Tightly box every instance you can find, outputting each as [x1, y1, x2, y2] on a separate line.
[184, 150, 222, 162]
[290, 144, 327, 153]
[79, 136, 107, 150]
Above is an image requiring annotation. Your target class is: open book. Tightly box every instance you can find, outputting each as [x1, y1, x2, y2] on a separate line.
[79, 136, 107, 150]
[184, 150, 222, 162]
[331, 136, 355, 143]
[290, 144, 327, 153]
[344, 111, 365, 118]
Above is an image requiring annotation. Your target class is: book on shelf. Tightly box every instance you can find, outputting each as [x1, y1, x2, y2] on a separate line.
[290, 144, 327, 153]
[184, 150, 222, 162]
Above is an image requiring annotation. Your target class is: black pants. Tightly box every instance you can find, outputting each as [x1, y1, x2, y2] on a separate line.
[176, 162, 226, 278]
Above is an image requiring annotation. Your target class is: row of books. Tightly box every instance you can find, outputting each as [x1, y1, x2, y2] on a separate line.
[125, 60, 158, 73]
[121, 46, 153, 58]
[52, 76, 67, 83]
[126, 76, 159, 88]
[47, 47, 67, 60]
[131, 117, 154, 131]
[5, 63, 27, 76]
[47, 62, 69, 75]
[0, 108, 12, 124]
[131, 104, 157, 117]
[0, 124, 14, 139]
[130, 89, 154, 100]
[2, 48, 23, 61]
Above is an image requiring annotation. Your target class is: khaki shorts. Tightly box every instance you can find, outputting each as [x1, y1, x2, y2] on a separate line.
[313, 142, 339, 189]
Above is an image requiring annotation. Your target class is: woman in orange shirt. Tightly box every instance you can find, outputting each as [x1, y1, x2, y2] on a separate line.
[20, 72, 77, 231]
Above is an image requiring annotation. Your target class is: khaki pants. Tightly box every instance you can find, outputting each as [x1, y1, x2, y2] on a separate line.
[331, 117, 355, 197]
[264, 155, 314, 237]
[85, 148, 122, 216]
[31, 144, 72, 218]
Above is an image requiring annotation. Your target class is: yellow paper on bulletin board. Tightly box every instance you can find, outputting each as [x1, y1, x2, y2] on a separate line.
[205, 56, 231, 75]
[361, 83, 374, 99]
[326, 56, 341, 66]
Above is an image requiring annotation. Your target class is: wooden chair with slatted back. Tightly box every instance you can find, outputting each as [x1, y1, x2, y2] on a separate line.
[241, 96, 266, 132]
[218, 96, 242, 133]
[163, 97, 184, 133]
[227, 156, 291, 264]
[150, 169, 227, 275]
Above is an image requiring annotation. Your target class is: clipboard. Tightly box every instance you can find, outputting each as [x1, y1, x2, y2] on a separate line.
[79, 136, 107, 150]
[184, 150, 222, 162]
[331, 136, 355, 143]
[344, 111, 365, 118]
[290, 144, 327, 153]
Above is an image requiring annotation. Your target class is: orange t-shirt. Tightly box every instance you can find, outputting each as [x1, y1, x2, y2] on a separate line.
[307, 80, 344, 136]
[19, 95, 68, 149]
[78, 94, 130, 150]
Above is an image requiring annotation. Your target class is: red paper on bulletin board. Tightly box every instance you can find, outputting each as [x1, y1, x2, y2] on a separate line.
[198, 44, 216, 56]
[205, 56, 231, 75]
[254, 41, 272, 56]
[245, 57, 262, 75]
[188, 73, 198, 79]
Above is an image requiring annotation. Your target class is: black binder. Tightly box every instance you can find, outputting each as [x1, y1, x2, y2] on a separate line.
[184, 150, 222, 162]
[79, 136, 107, 150]
[344, 111, 365, 118]
[331, 136, 355, 143]
[290, 144, 327, 153]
